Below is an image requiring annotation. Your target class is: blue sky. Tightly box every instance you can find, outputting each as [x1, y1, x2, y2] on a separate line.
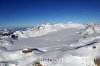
[0, 0, 100, 27]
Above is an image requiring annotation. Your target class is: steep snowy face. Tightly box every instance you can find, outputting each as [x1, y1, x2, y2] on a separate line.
[13, 23, 85, 38]
[85, 24, 100, 34]
[77, 24, 100, 35]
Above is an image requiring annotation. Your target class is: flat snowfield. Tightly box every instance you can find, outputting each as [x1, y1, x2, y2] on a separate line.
[0, 23, 100, 66]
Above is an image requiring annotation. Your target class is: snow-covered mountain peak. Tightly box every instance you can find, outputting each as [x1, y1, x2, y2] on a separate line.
[13, 23, 86, 38]
[0, 22, 100, 66]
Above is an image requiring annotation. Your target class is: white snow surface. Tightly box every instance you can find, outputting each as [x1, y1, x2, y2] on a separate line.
[0, 23, 100, 66]
[13, 23, 85, 38]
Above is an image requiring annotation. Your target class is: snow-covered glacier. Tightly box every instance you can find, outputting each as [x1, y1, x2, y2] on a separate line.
[0, 22, 100, 66]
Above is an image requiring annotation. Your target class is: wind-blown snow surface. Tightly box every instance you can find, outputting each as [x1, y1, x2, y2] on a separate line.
[0, 23, 100, 66]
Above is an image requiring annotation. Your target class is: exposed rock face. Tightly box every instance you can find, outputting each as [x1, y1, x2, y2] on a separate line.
[94, 58, 100, 66]
[22, 48, 33, 53]
[33, 62, 43, 66]
[11, 34, 18, 39]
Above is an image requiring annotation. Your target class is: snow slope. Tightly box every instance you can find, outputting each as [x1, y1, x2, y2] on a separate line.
[13, 23, 85, 38]
[0, 23, 100, 66]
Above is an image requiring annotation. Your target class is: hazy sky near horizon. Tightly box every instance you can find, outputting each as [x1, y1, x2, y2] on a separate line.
[0, 0, 100, 27]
